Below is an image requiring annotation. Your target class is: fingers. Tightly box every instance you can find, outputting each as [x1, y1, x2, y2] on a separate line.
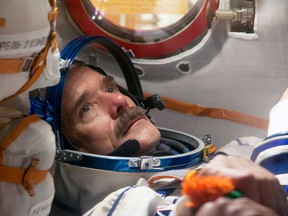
[174, 196, 195, 216]
[195, 197, 279, 216]
[197, 155, 288, 215]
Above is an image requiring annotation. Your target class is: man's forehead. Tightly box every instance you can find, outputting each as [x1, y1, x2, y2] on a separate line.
[70, 65, 115, 91]
[71, 60, 107, 75]
[67, 64, 105, 81]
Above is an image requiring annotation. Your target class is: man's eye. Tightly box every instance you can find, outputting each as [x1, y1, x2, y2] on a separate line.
[107, 85, 119, 93]
[80, 104, 90, 114]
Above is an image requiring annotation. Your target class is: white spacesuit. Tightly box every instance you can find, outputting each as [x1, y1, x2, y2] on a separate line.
[0, 0, 60, 215]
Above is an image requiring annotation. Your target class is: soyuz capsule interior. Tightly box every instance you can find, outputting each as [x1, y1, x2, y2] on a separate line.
[56, 0, 288, 148]
[1, 0, 288, 215]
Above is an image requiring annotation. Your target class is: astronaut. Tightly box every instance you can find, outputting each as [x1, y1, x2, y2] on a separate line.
[45, 36, 207, 215]
[0, 0, 60, 215]
[44, 35, 287, 216]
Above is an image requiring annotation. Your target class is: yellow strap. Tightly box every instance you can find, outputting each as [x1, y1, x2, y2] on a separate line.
[48, 5, 58, 22]
[0, 158, 48, 196]
[144, 92, 269, 130]
[0, 58, 24, 73]
[49, 0, 56, 8]
[0, 115, 40, 151]
[0, 40, 51, 103]
[0, 18, 5, 28]
[148, 175, 183, 188]
[51, 31, 58, 52]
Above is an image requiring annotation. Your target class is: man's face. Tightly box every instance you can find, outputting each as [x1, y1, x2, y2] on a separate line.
[62, 64, 161, 155]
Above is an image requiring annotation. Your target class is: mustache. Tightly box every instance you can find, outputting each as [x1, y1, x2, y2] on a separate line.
[115, 106, 146, 136]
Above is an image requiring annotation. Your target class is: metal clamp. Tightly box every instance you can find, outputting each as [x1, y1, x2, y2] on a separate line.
[215, 0, 255, 33]
[128, 156, 160, 170]
[202, 134, 216, 162]
[59, 59, 70, 70]
[21, 54, 37, 72]
[29, 96, 54, 123]
[55, 148, 82, 162]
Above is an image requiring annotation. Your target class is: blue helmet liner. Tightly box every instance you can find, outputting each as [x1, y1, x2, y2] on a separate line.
[44, 35, 205, 172]
[45, 36, 144, 150]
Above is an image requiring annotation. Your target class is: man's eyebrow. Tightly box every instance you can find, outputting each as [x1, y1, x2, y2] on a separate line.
[103, 75, 116, 85]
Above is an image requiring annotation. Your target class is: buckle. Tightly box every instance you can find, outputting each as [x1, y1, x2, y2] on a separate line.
[59, 59, 70, 70]
[55, 148, 82, 162]
[201, 134, 217, 162]
[20, 53, 37, 72]
[29, 96, 54, 123]
[128, 156, 160, 170]
[22, 158, 40, 196]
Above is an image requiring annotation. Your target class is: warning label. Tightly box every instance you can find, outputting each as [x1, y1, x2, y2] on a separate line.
[29, 193, 54, 216]
[0, 28, 50, 56]
[0, 36, 47, 51]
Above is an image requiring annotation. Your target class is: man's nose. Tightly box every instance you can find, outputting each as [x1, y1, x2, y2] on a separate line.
[106, 93, 129, 119]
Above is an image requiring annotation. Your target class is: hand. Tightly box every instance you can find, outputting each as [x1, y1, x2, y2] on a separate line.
[197, 155, 288, 216]
[174, 196, 278, 216]
[195, 197, 279, 216]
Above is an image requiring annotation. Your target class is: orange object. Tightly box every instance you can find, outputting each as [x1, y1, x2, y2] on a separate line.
[181, 171, 235, 208]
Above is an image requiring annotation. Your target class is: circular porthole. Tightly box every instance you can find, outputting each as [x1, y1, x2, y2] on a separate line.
[66, 0, 219, 58]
